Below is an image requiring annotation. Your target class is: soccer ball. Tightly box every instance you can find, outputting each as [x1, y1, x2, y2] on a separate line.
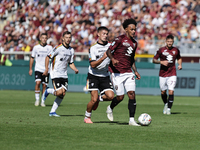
[138, 113, 152, 126]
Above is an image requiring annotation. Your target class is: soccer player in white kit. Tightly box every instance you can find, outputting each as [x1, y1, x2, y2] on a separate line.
[29, 33, 52, 107]
[84, 26, 114, 124]
[153, 34, 182, 115]
[42, 31, 79, 117]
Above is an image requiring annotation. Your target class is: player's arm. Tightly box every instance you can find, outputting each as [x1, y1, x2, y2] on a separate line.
[153, 49, 168, 66]
[132, 60, 141, 80]
[177, 58, 182, 70]
[69, 63, 79, 74]
[90, 52, 107, 68]
[42, 56, 50, 76]
[29, 57, 34, 76]
[153, 58, 168, 66]
[106, 48, 119, 66]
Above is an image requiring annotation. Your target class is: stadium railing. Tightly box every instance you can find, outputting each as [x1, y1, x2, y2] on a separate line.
[1, 40, 200, 62]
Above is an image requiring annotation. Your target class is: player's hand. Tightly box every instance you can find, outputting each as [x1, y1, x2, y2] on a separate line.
[160, 60, 168, 66]
[102, 52, 107, 59]
[29, 70, 32, 76]
[135, 71, 141, 80]
[75, 69, 79, 74]
[42, 70, 48, 76]
[178, 65, 182, 70]
[111, 58, 119, 67]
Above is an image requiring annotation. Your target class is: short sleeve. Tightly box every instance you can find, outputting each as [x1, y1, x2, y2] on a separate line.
[70, 48, 74, 63]
[109, 37, 122, 53]
[153, 49, 161, 60]
[31, 46, 36, 58]
[89, 46, 96, 62]
[47, 45, 58, 59]
[176, 49, 181, 60]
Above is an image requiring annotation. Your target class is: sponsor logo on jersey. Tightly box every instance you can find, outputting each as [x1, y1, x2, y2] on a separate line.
[162, 50, 169, 56]
[122, 42, 130, 47]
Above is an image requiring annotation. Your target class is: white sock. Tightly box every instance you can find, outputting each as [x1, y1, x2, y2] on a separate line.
[47, 88, 55, 95]
[108, 105, 112, 111]
[85, 111, 91, 119]
[99, 95, 103, 101]
[129, 117, 134, 122]
[35, 91, 40, 101]
[50, 97, 63, 113]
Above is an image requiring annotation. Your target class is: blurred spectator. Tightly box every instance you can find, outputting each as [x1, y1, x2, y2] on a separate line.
[0, 52, 6, 65]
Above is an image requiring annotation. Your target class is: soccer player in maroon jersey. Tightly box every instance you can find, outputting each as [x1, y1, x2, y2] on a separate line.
[153, 34, 182, 115]
[106, 18, 141, 126]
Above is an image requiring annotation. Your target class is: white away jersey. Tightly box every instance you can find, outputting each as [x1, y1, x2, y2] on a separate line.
[48, 44, 74, 79]
[88, 42, 111, 77]
[31, 44, 52, 73]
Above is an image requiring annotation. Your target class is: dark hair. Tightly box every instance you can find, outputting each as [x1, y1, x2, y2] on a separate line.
[63, 31, 71, 37]
[166, 34, 174, 40]
[40, 33, 48, 37]
[97, 26, 109, 33]
[122, 18, 137, 29]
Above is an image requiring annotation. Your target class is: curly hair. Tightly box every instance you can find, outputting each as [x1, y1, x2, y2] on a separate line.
[122, 18, 137, 29]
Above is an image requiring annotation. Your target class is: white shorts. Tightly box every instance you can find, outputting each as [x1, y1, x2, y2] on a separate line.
[111, 72, 135, 95]
[159, 76, 177, 91]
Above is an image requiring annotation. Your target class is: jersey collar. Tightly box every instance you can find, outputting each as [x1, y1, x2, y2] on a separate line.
[62, 43, 71, 49]
[40, 43, 47, 47]
[97, 41, 108, 46]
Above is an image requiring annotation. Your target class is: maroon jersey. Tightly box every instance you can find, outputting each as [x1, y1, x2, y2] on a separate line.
[108, 34, 137, 73]
[154, 46, 181, 77]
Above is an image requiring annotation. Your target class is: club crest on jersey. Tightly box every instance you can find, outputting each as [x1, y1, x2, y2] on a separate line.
[172, 51, 176, 55]
[162, 50, 169, 56]
[123, 42, 130, 47]
[115, 85, 118, 90]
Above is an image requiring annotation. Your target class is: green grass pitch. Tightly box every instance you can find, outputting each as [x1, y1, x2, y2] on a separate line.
[0, 90, 200, 150]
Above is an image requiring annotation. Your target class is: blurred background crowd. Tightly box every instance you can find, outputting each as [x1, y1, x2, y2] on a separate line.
[0, 0, 200, 60]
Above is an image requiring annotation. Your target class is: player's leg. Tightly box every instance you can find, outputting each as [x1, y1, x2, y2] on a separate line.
[85, 73, 100, 111]
[106, 73, 124, 121]
[34, 81, 41, 106]
[101, 90, 115, 101]
[166, 76, 177, 115]
[40, 84, 47, 107]
[42, 78, 57, 102]
[84, 90, 98, 123]
[49, 88, 65, 117]
[98, 76, 114, 101]
[49, 78, 68, 117]
[159, 77, 168, 114]
[41, 74, 50, 107]
[124, 73, 140, 126]
[34, 71, 42, 106]
[109, 73, 124, 109]
[93, 76, 114, 111]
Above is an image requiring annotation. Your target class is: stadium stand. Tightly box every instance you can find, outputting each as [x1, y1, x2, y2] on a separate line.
[0, 0, 200, 61]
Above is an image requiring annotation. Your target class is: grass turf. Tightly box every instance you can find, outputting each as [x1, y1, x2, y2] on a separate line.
[0, 90, 200, 150]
